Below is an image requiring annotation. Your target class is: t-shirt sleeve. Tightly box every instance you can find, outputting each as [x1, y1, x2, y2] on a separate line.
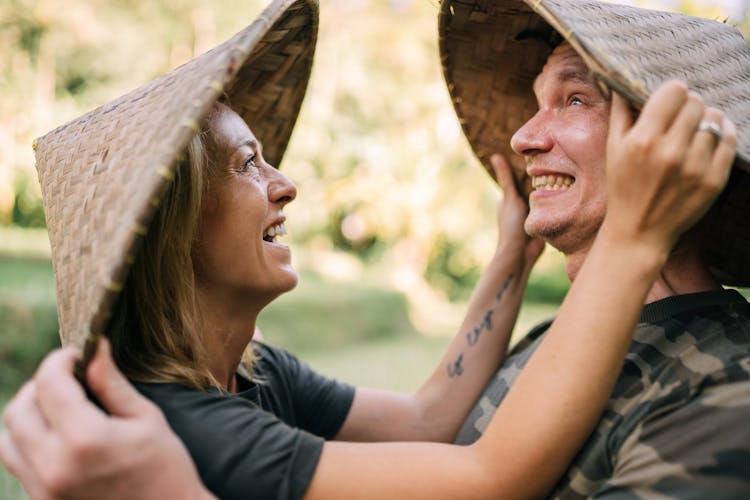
[592, 377, 750, 499]
[137, 383, 323, 500]
[254, 343, 355, 438]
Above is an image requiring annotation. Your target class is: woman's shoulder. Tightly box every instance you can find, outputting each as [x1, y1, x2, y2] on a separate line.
[133, 380, 228, 413]
[133, 375, 325, 500]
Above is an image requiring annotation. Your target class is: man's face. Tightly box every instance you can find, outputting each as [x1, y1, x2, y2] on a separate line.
[511, 43, 611, 256]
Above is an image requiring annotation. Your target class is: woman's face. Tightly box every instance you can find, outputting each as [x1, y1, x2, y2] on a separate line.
[193, 103, 298, 305]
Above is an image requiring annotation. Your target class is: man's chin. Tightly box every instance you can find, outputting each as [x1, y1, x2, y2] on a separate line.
[525, 219, 565, 242]
[525, 222, 581, 255]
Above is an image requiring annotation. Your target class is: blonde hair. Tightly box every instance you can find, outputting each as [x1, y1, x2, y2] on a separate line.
[107, 113, 224, 390]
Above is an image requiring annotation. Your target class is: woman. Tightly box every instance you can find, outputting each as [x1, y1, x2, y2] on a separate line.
[0, 1, 737, 499]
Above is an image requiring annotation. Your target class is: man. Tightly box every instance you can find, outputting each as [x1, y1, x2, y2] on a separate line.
[440, 0, 750, 497]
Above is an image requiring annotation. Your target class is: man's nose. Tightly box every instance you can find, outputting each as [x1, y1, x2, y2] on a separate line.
[510, 110, 554, 158]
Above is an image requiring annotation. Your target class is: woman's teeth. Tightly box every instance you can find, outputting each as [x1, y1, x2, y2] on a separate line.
[532, 174, 574, 190]
[263, 223, 287, 242]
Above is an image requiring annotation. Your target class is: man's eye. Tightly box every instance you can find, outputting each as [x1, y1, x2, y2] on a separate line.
[568, 95, 583, 106]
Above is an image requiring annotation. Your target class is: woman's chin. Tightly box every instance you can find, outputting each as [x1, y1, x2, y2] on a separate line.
[281, 270, 300, 293]
[272, 267, 299, 295]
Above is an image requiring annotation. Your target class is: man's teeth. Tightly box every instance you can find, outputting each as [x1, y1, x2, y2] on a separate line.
[264, 223, 287, 240]
[532, 174, 573, 190]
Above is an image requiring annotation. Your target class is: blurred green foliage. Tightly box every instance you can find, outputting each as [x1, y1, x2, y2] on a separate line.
[259, 271, 418, 352]
[0, 0, 747, 300]
[0, 0, 743, 395]
[0, 256, 58, 399]
[0, 250, 569, 400]
[0, 0, 747, 497]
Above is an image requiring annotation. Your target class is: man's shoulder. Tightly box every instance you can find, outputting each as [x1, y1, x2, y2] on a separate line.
[627, 289, 750, 393]
[561, 366, 750, 499]
[558, 290, 750, 498]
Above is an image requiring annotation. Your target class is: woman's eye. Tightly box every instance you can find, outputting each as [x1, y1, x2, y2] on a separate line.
[242, 154, 258, 171]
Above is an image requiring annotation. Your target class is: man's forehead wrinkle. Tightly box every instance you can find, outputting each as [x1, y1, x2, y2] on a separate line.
[551, 50, 593, 85]
[559, 68, 595, 86]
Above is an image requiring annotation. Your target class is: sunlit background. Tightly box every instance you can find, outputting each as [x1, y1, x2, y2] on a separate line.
[1, 0, 748, 496]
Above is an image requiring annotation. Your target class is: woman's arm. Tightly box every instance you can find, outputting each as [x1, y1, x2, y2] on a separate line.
[306, 82, 737, 499]
[336, 154, 543, 443]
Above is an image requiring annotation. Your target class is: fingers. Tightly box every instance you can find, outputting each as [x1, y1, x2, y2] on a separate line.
[603, 79, 736, 253]
[663, 91, 704, 160]
[34, 347, 98, 437]
[490, 154, 521, 200]
[4, 382, 54, 445]
[608, 92, 635, 141]
[2, 381, 63, 490]
[0, 431, 49, 500]
[699, 113, 736, 199]
[633, 80, 690, 137]
[86, 338, 156, 418]
[712, 116, 738, 177]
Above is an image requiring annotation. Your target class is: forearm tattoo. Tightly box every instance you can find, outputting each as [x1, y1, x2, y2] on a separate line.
[447, 272, 517, 378]
[447, 353, 465, 377]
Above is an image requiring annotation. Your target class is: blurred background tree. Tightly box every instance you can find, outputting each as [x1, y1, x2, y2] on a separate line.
[1, 0, 747, 383]
[1, 0, 747, 496]
[0, 0, 746, 373]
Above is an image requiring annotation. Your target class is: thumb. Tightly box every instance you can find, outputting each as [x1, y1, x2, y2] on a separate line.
[608, 92, 635, 144]
[86, 337, 153, 418]
[490, 154, 521, 200]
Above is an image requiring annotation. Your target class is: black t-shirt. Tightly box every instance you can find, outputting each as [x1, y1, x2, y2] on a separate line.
[135, 342, 355, 500]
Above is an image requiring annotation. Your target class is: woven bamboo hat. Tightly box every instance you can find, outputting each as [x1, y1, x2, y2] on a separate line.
[34, 0, 318, 351]
[439, 0, 750, 285]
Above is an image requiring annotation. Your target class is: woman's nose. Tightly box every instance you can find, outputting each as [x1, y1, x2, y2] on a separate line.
[510, 110, 554, 157]
[267, 167, 297, 205]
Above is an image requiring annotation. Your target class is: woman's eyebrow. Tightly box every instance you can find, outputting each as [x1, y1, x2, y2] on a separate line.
[240, 138, 263, 153]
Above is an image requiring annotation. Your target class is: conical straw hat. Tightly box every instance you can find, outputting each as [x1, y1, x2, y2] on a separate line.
[439, 0, 750, 285]
[34, 0, 319, 353]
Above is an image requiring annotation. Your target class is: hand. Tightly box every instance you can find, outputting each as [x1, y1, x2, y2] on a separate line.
[0, 339, 215, 500]
[491, 153, 545, 266]
[602, 80, 736, 256]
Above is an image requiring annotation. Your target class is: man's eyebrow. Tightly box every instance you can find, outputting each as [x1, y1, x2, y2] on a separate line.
[557, 67, 595, 85]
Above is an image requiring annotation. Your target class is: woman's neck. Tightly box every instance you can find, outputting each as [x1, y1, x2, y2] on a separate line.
[196, 289, 263, 392]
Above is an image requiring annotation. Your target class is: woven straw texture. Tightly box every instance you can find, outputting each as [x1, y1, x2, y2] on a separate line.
[439, 0, 750, 285]
[34, 0, 318, 349]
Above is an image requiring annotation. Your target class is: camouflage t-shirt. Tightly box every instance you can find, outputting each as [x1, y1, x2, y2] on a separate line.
[455, 289, 750, 499]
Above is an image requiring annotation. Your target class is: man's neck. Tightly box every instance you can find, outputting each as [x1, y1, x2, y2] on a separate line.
[565, 244, 722, 305]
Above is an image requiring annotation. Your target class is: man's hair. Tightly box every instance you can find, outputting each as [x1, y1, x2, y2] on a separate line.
[106, 105, 226, 390]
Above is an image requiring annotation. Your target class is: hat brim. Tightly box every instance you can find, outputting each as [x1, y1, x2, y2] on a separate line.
[439, 0, 750, 285]
[34, 0, 319, 349]
[440, 0, 750, 184]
